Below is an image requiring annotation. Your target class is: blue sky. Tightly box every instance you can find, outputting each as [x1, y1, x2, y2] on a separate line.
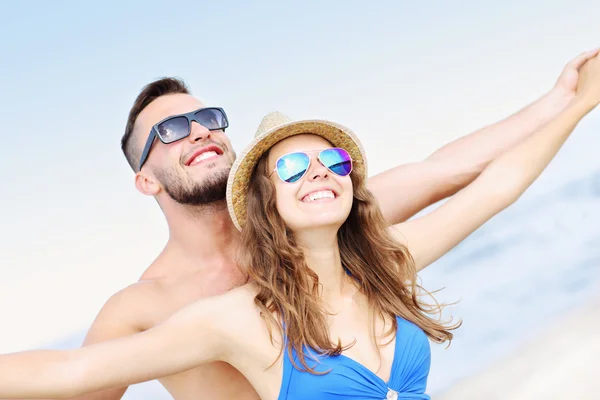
[1, 0, 599, 359]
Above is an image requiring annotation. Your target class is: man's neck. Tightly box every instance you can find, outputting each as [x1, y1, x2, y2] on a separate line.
[156, 200, 241, 275]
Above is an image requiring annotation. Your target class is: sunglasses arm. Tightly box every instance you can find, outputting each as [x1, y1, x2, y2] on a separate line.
[138, 129, 157, 170]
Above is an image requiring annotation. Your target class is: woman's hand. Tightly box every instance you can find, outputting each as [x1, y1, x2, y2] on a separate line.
[551, 48, 599, 101]
[576, 54, 600, 109]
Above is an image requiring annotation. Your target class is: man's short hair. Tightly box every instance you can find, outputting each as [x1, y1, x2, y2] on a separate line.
[121, 77, 190, 172]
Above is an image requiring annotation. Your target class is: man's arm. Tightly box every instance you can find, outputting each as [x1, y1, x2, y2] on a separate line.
[369, 49, 599, 225]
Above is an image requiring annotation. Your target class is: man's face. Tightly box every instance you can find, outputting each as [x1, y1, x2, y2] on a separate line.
[134, 93, 236, 205]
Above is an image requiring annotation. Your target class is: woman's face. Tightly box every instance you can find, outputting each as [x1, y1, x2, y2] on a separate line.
[267, 134, 354, 234]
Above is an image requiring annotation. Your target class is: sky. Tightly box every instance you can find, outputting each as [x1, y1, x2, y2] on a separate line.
[0, 0, 599, 390]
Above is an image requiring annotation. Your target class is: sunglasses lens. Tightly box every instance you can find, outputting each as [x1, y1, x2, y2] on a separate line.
[195, 108, 228, 130]
[320, 148, 352, 176]
[276, 152, 310, 183]
[157, 116, 189, 143]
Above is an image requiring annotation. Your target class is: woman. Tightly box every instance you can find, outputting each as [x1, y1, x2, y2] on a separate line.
[1, 56, 599, 399]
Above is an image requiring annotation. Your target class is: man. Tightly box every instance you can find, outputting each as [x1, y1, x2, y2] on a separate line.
[67, 50, 596, 400]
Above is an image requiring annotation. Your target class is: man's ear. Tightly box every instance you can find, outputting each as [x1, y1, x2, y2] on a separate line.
[135, 170, 161, 196]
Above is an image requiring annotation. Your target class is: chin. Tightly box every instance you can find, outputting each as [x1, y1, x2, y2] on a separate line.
[189, 162, 231, 178]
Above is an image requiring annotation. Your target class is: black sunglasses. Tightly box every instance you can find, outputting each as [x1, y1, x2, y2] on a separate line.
[138, 107, 229, 170]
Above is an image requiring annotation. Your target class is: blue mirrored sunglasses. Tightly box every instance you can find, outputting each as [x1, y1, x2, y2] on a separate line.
[270, 148, 353, 183]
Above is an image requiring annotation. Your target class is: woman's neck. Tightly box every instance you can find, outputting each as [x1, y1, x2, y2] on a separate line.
[296, 230, 355, 304]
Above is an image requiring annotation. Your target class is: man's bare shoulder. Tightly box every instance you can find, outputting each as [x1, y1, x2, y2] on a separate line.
[87, 264, 249, 340]
[84, 279, 165, 342]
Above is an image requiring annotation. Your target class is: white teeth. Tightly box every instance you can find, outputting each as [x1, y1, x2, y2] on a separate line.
[302, 190, 335, 203]
[191, 151, 218, 165]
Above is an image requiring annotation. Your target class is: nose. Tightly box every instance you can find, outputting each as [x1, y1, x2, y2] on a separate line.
[306, 158, 329, 181]
[188, 122, 211, 143]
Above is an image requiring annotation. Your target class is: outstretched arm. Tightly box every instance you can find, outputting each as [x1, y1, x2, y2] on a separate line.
[0, 293, 235, 399]
[370, 49, 599, 225]
[64, 289, 140, 400]
[392, 55, 600, 271]
[0, 288, 160, 400]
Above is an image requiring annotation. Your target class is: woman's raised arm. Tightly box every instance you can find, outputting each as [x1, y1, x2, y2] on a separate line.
[392, 55, 600, 272]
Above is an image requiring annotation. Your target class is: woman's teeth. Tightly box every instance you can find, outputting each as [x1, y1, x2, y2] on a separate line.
[302, 190, 335, 203]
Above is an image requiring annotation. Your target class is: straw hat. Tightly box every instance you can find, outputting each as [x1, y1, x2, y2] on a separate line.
[226, 111, 368, 231]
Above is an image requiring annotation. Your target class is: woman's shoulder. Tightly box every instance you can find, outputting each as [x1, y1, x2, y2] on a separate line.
[207, 284, 274, 356]
[168, 283, 259, 331]
[197, 283, 259, 318]
[170, 283, 260, 345]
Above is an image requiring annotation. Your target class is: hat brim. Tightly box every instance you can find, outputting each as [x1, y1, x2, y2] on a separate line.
[226, 119, 368, 231]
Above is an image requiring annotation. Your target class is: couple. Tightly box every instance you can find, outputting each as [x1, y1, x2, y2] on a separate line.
[1, 50, 600, 399]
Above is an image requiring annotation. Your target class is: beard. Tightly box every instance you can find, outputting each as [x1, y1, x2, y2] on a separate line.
[154, 164, 230, 206]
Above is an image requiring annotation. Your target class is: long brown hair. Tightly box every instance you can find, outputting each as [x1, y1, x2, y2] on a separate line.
[239, 146, 460, 373]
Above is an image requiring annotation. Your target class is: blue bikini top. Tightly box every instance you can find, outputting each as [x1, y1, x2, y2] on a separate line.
[278, 316, 431, 399]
